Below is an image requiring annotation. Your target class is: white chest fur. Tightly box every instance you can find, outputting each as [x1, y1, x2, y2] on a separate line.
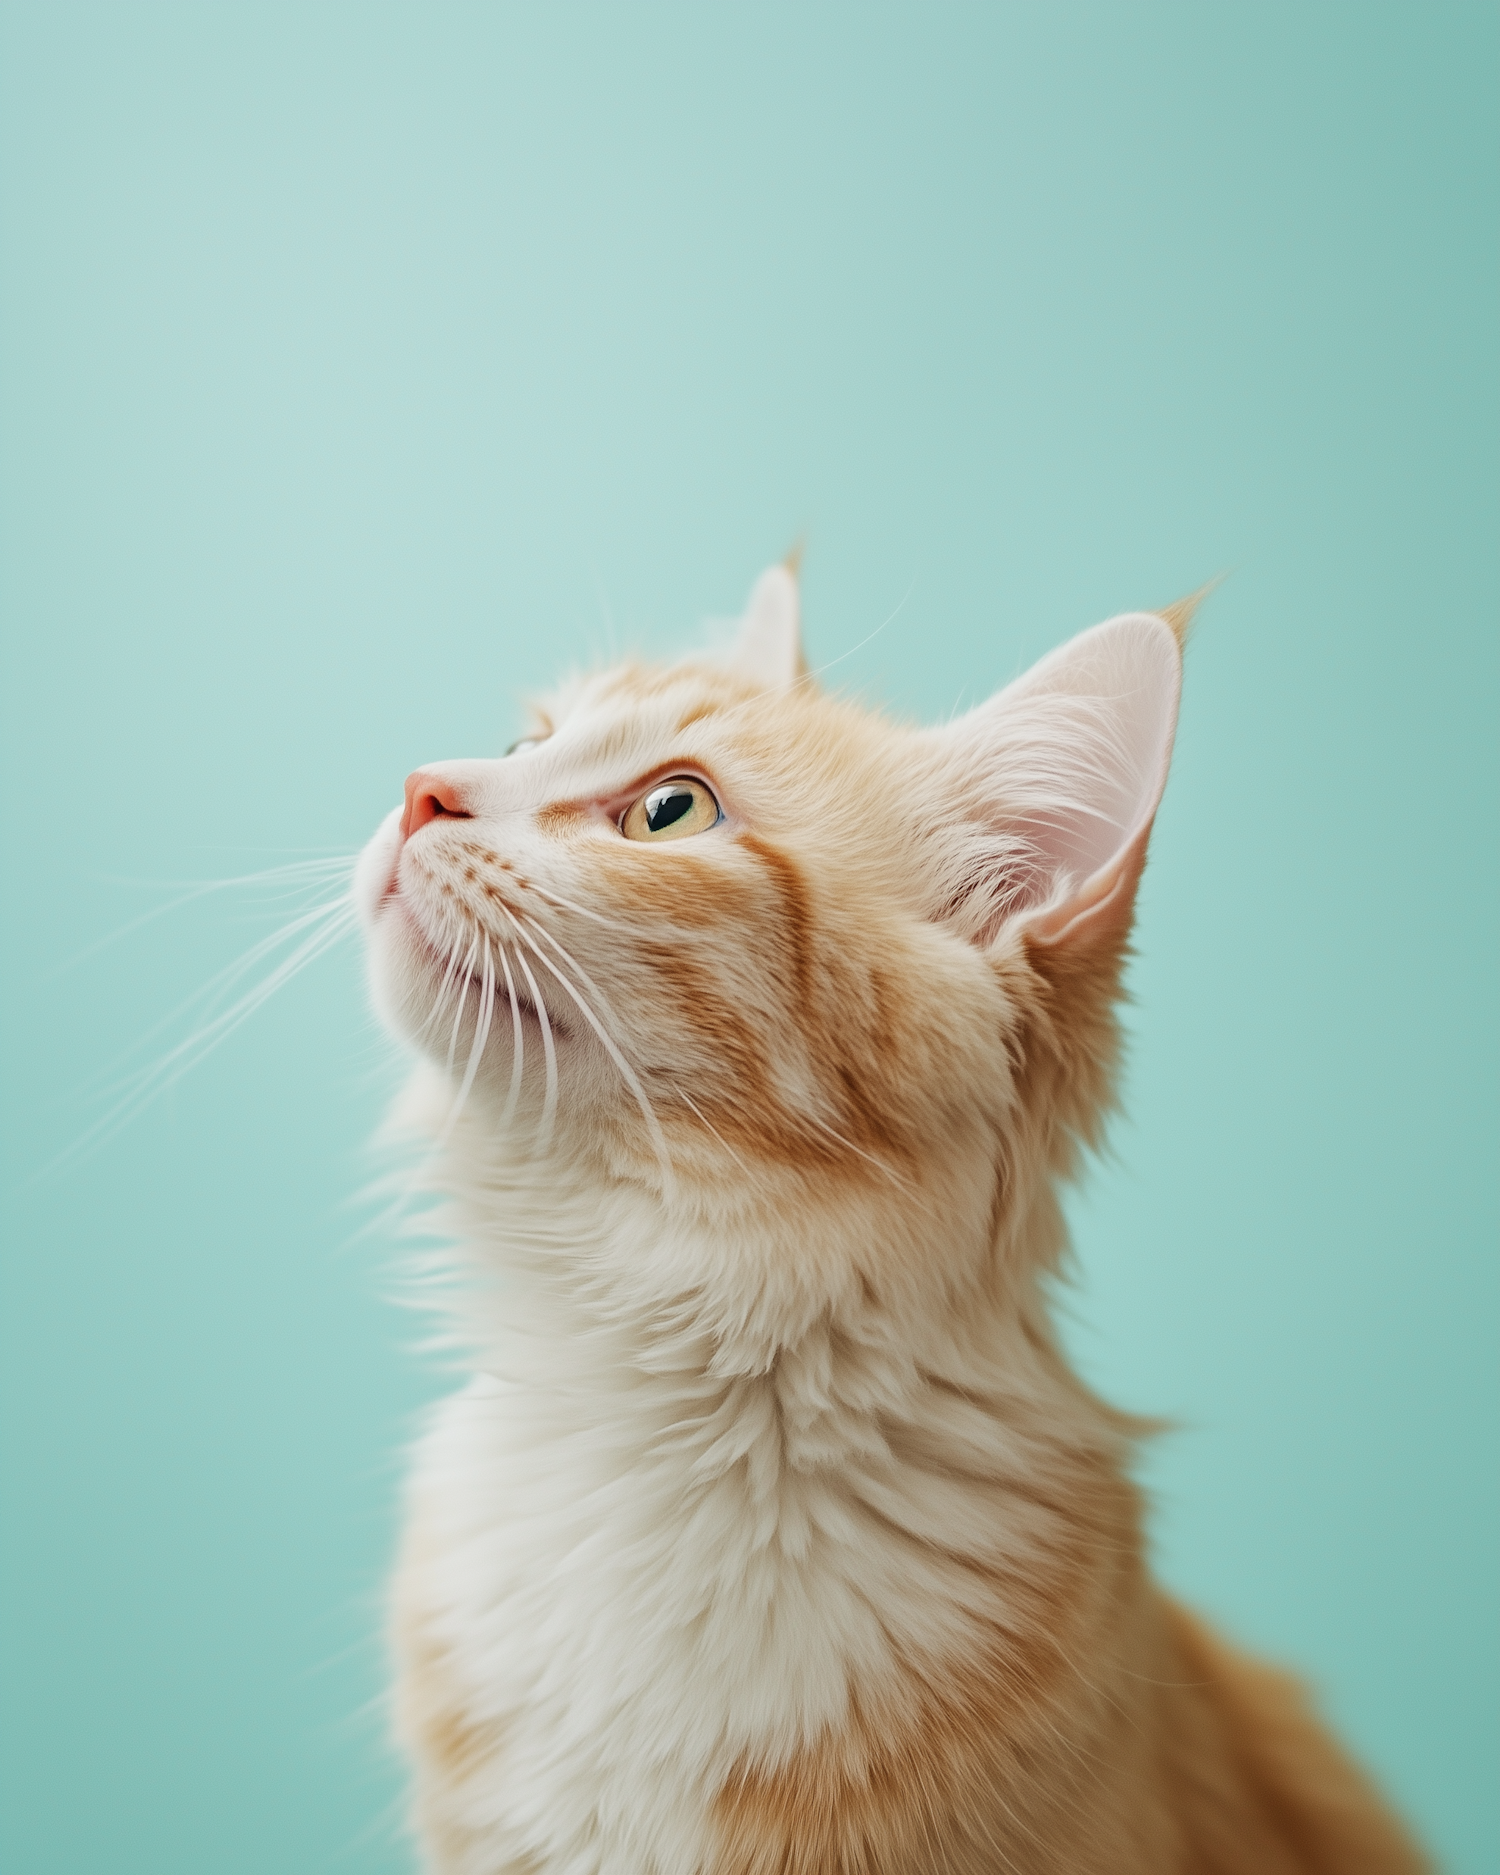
[392, 1158, 1108, 1875]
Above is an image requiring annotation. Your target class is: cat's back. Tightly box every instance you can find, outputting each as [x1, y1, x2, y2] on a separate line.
[1157, 1601, 1430, 1875]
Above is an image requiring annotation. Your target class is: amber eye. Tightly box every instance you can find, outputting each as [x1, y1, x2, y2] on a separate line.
[620, 777, 721, 842]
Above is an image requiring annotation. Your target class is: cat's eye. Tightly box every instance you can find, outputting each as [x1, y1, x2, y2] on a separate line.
[620, 777, 721, 842]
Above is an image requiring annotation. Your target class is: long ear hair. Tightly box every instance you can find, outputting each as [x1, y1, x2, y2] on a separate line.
[919, 611, 1183, 952]
[1155, 579, 1219, 651]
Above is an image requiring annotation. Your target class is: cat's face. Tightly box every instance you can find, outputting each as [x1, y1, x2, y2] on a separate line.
[356, 567, 1182, 1255]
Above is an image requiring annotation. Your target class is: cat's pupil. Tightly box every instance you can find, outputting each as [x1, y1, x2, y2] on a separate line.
[644, 785, 695, 832]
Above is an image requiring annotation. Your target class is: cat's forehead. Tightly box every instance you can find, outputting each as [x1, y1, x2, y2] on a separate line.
[542, 657, 759, 729]
[526, 657, 794, 773]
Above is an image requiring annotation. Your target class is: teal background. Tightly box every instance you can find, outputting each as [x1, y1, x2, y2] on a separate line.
[1, 5, 1495, 1870]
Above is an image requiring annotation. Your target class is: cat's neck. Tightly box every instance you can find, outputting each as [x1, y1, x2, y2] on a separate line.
[424, 1100, 1120, 1489]
[402, 1096, 1142, 1838]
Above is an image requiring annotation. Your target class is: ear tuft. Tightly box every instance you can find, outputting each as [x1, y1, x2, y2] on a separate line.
[728, 562, 805, 690]
[1154, 576, 1221, 649]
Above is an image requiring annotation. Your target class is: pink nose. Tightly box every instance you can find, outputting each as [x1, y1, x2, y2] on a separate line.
[401, 769, 472, 841]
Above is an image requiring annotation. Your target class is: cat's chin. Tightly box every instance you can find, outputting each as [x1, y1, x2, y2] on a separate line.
[353, 805, 404, 928]
[368, 888, 562, 1057]
[363, 898, 422, 1043]
[368, 893, 451, 1028]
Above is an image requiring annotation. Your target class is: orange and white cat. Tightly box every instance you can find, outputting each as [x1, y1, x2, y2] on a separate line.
[355, 566, 1427, 1874]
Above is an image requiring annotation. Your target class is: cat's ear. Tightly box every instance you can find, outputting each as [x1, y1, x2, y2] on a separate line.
[728, 561, 806, 690]
[926, 611, 1183, 952]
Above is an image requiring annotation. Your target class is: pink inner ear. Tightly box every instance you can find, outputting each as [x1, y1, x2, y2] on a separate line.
[1007, 613, 1181, 895]
[925, 612, 1183, 946]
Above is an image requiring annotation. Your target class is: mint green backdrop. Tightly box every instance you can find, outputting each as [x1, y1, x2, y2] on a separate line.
[2, 6, 1494, 1870]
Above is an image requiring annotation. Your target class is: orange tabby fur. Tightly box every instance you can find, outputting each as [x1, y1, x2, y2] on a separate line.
[362, 572, 1427, 1874]
[707, 845, 1426, 1875]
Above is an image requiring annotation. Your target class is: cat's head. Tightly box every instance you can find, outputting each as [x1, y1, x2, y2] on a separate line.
[356, 564, 1183, 1322]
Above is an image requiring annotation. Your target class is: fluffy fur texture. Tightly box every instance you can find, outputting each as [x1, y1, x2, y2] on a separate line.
[355, 567, 1426, 1874]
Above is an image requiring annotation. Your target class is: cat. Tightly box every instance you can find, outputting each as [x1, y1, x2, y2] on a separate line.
[354, 564, 1428, 1874]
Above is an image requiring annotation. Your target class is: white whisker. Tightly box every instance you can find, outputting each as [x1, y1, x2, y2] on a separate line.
[48, 900, 358, 1175]
[440, 937, 496, 1142]
[48, 858, 356, 983]
[515, 915, 674, 1194]
[190, 899, 354, 1028]
[801, 579, 913, 688]
[444, 935, 479, 1076]
[704, 579, 915, 743]
[93, 900, 354, 1097]
[519, 918, 632, 1051]
[523, 881, 614, 926]
[416, 927, 468, 1044]
[507, 935, 558, 1153]
[495, 940, 526, 1130]
[94, 894, 354, 1071]
[804, 1111, 910, 1189]
[669, 1083, 748, 1173]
